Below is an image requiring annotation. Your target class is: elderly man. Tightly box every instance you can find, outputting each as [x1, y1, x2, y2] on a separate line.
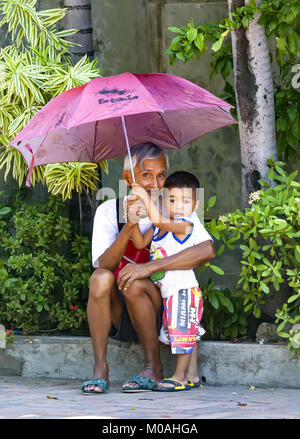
[81, 143, 215, 394]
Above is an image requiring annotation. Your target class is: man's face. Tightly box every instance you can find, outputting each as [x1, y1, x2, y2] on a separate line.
[123, 154, 167, 193]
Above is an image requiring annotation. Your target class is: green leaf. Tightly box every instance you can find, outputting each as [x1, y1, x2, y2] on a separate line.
[208, 264, 224, 275]
[253, 305, 261, 318]
[186, 27, 198, 42]
[168, 26, 185, 35]
[0, 207, 10, 215]
[260, 282, 269, 294]
[273, 219, 288, 230]
[292, 114, 300, 140]
[209, 294, 219, 310]
[287, 294, 300, 303]
[194, 33, 205, 51]
[212, 36, 224, 52]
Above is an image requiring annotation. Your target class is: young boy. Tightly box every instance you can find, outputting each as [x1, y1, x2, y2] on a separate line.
[130, 171, 212, 391]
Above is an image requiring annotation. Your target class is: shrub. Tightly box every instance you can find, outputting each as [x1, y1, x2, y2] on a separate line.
[206, 158, 300, 352]
[0, 193, 92, 334]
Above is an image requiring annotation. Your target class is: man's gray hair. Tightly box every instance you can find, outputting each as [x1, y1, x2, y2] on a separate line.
[123, 143, 169, 171]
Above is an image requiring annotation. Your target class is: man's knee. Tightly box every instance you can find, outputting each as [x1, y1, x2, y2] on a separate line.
[122, 279, 147, 300]
[89, 268, 115, 301]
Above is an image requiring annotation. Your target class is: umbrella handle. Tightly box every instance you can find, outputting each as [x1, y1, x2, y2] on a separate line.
[121, 115, 135, 183]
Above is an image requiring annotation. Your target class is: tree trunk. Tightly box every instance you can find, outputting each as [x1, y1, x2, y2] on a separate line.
[228, 0, 277, 207]
[63, 0, 94, 64]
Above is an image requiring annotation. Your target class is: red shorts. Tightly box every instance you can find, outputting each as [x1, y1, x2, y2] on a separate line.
[159, 287, 205, 354]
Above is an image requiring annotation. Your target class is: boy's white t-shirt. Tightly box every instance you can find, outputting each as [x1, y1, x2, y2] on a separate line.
[150, 212, 212, 299]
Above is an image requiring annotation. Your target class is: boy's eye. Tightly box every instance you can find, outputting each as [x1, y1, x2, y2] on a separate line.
[143, 173, 150, 178]
[170, 199, 175, 203]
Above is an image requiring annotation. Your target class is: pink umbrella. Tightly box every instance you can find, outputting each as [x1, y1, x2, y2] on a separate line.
[10, 72, 237, 185]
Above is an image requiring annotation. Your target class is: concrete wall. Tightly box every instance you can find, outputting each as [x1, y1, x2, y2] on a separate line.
[1, 336, 300, 388]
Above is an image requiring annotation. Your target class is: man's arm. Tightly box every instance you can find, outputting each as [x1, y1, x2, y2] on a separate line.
[97, 195, 141, 271]
[98, 222, 135, 271]
[117, 239, 216, 291]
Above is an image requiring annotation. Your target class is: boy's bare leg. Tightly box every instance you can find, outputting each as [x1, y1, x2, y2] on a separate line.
[157, 352, 191, 389]
[83, 269, 122, 393]
[122, 279, 163, 389]
[185, 343, 200, 384]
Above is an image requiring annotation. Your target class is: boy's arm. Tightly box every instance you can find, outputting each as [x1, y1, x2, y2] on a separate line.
[132, 184, 192, 236]
[131, 223, 154, 249]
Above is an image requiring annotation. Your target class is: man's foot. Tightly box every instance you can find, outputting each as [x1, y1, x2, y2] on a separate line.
[81, 377, 109, 394]
[122, 366, 163, 392]
[82, 363, 109, 394]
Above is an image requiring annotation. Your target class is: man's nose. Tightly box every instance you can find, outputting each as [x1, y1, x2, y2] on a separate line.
[149, 176, 159, 188]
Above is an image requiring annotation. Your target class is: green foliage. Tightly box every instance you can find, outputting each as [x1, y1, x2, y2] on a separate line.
[167, 0, 300, 161]
[205, 159, 300, 351]
[201, 279, 249, 340]
[0, 0, 107, 197]
[0, 193, 92, 333]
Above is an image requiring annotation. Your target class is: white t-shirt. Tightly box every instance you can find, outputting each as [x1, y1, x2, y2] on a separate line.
[150, 212, 212, 298]
[92, 198, 152, 268]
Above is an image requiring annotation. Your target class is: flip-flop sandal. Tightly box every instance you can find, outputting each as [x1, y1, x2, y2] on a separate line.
[122, 375, 157, 393]
[152, 378, 191, 392]
[81, 378, 109, 395]
[186, 379, 202, 389]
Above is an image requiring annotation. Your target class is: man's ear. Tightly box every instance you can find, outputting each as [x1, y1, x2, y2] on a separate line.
[122, 170, 132, 187]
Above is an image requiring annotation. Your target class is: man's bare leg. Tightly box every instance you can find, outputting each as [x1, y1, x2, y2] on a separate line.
[83, 269, 121, 393]
[122, 279, 163, 389]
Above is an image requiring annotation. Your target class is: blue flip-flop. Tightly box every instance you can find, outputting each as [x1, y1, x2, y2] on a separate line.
[122, 375, 157, 393]
[152, 378, 191, 392]
[81, 378, 109, 395]
[186, 379, 202, 389]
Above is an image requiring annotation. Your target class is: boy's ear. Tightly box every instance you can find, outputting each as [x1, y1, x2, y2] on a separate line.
[194, 200, 201, 211]
[122, 170, 132, 187]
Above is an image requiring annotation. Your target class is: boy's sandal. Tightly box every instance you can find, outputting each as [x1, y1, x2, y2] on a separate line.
[152, 378, 191, 392]
[81, 378, 109, 395]
[186, 379, 202, 389]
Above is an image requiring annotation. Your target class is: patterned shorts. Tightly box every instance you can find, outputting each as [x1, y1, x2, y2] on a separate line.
[159, 287, 205, 354]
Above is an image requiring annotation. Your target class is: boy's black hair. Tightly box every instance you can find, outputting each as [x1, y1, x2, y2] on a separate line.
[164, 171, 200, 190]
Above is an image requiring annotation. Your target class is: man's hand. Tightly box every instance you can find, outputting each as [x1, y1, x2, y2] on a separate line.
[117, 262, 152, 291]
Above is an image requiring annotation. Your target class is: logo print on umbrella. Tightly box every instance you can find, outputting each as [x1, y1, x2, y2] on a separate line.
[97, 88, 139, 104]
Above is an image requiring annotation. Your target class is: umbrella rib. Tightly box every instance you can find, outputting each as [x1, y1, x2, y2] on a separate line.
[92, 120, 98, 162]
[158, 111, 181, 148]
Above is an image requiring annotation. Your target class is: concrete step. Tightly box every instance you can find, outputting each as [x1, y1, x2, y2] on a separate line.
[1, 336, 300, 388]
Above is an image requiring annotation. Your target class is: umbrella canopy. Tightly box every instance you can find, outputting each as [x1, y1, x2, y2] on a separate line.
[10, 72, 237, 183]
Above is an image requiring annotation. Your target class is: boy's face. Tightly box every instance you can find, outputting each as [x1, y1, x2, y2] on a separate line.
[164, 187, 199, 219]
